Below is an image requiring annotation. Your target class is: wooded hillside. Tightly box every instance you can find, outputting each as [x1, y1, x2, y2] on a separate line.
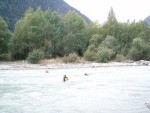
[0, 0, 91, 31]
[1, 7, 150, 63]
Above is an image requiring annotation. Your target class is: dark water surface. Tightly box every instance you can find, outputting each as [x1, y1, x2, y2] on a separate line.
[0, 66, 150, 113]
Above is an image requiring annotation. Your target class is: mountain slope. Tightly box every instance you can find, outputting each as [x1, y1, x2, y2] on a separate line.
[144, 16, 150, 27]
[0, 0, 91, 31]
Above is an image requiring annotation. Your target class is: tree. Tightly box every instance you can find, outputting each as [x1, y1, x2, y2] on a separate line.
[9, 8, 90, 60]
[61, 11, 88, 56]
[129, 37, 150, 60]
[0, 17, 11, 54]
[108, 7, 116, 20]
[9, 7, 61, 59]
[96, 47, 115, 63]
[88, 34, 103, 48]
[101, 35, 117, 49]
[103, 7, 118, 36]
[45, 10, 62, 57]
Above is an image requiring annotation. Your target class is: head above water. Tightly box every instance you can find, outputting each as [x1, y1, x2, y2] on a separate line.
[63, 75, 68, 82]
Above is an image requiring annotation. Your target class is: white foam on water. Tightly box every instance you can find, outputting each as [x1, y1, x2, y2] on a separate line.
[0, 66, 150, 113]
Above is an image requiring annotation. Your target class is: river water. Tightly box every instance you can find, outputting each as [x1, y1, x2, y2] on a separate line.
[0, 66, 150, 113]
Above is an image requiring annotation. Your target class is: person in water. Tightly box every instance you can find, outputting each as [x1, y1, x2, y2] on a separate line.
[63, 75, 69, 82]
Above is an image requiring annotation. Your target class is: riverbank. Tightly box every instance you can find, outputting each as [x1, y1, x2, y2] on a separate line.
[0, 60, 150, 70]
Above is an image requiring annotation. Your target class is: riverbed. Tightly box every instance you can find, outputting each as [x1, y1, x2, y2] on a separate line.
[0, 66, 150, 113]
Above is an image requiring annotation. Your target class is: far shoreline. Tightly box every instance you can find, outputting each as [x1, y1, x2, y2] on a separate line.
[0, 60, 150, 70]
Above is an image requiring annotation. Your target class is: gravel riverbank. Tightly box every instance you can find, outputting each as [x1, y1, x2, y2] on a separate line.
[0, 60, 150, 70]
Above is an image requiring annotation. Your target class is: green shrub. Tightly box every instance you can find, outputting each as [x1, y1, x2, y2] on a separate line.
[115, 54, 126, 62]
[62, 53, 80, 63]
[96, 47, 115, 63]
[84, 50, 96, 61]
[129, 47, 143, 61]
[102, 35, 117, 49]
[128, 37, 150, 61]
[0, 54, 11, 61]
[128, 46, 150, 61]
[27, 49, 44, 64]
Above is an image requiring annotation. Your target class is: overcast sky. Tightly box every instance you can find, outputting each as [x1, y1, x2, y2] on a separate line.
[64, 0, 150, 24]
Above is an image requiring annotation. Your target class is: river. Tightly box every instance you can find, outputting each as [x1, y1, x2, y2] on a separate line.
[0, 66, 150, 113]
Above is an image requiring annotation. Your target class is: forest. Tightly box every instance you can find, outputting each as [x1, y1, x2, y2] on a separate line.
[0, 7, 150, 63]
[0, 0, 91, 31]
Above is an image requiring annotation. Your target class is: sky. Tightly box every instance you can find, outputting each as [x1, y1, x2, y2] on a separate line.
[64, 0, 150, 24]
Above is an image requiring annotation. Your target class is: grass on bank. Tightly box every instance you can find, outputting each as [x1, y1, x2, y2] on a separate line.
[28, 51, 128, 64]
[0, 51, 128, 64]
[41, 53, 82, 64]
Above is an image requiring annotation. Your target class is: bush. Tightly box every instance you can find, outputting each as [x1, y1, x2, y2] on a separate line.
[128, 37, 150, 61]
[62, 53, 80, 63]
[115, 54, 126, 62]
[84, 50, 96, 61]
[27, 49, 44, 64]
[102, 35, 117, 48]
[0, 54, 11, 61]
[129, 47, 144, 61]
[96, 47, 115, 63]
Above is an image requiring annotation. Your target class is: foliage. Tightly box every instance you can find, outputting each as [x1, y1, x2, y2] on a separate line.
[115, 54, 126, 62]
[129, 38, 150, 60]
[0, 0, 91, 31]
[62, 53, 80, 63]
[0, 17, 11, 55]
[84, 49, 96, 61]
[90, 34, 103, 47]
[101, 35, 118, 51]
[84, 44, 97, 61]
[45, 10, 62, 57]
[9, 8, 61, 59]
[27, 49, 44, 64]
[61, 11, 88, 56]
[85, 8, 150, 62]
[108, 7, 116, 21]
[1, 6, 150, 62]
[9, 8, 90, 60]
[95, 47, 115, 63]
[0, 54, 11, 61]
